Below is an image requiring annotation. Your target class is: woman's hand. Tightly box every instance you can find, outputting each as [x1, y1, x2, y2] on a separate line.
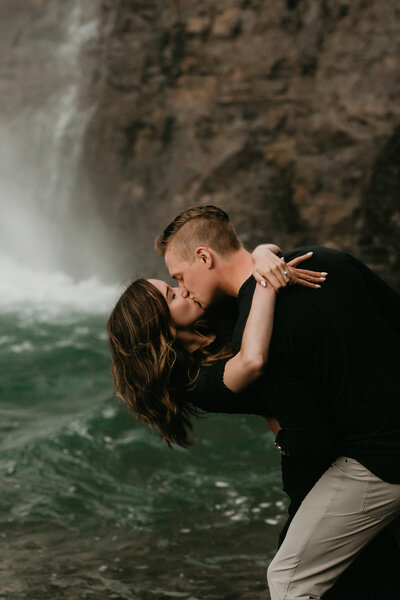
[252, 245, 289, 290]
[286, 254, 327, 289]
[252, 245, 327, 292]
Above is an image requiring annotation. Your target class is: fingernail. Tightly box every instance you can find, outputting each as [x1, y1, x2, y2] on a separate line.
[307, 252, 313, 255]
[321, 272, 328, 276]
[315, 284, 321, 288]
[260, 280, 267, 287]
[320, 277, 326, 281]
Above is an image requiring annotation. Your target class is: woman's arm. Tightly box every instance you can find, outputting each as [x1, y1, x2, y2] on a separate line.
[223, 281, 276, 393]
[221, 246, 327, 393]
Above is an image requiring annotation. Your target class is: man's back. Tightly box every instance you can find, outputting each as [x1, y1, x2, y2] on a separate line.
[233, 246, 400, 482]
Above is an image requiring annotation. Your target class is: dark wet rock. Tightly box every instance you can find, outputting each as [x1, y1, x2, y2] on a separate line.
[78, 0, 400, 288]
[360, 126, 400, 290]
[1, 0, 399, 288]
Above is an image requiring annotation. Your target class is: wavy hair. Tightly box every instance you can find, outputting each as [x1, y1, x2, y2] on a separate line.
[107, 279, 233, 449]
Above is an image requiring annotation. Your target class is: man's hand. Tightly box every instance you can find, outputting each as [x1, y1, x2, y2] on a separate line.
[264, 416, 282, 436]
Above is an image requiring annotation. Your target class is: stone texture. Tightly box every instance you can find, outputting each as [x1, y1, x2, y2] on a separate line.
[1, 0, 399, 288]
[361, 126, 400, 282]
[80, 0, 400, 288]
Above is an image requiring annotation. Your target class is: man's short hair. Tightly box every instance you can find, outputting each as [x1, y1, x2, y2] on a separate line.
[155, 205, 242, 261]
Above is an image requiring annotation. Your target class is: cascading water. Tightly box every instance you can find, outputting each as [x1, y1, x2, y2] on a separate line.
[0, 3, 285, 598]
[0, 0, 109, 282]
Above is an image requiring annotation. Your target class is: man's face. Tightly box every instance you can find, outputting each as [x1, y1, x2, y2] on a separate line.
[164, 245, 221, 310]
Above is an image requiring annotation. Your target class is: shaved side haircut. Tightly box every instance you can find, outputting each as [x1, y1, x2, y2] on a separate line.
[155, 205, 242, 262]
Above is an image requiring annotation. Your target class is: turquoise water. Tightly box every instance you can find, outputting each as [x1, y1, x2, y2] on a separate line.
[0, 264, 286, 600]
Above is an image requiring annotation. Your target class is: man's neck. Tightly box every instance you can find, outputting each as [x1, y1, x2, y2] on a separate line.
[218, 248, 254, 297]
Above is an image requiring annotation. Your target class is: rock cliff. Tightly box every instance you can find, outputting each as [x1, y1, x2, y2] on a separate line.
[1, 1, 399, 287]
[82, 0, 400, 288]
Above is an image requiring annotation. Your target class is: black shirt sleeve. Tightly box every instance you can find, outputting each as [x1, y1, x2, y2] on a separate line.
[347, 253, 400, 337]
[184, 360, 264, 415]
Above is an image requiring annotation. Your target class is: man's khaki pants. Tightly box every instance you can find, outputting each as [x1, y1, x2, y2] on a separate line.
[267, 456, 400, 600]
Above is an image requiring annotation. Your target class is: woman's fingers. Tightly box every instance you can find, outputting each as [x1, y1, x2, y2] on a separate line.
[252, 268, 268, 288]
[280, 257, 291, 284]
[292, 268, 327, 283]
[289, 271, 323, 288]
[264, 271, 282, 292]
[287, 265, 327, 288]
[287, 252, 314, 267]
[293, 272, 326, 283]
[294, 277, 322, 289]
[253, 268, 281, 292]
[294, 267, 328, 278]
[269, 271, 286, 291]
[253, 251, 290, 289]
[261, 256, 288, 288]
[274, 259, 289, 288]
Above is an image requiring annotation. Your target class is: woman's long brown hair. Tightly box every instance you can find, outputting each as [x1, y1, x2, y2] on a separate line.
[106, 279, 232, 449]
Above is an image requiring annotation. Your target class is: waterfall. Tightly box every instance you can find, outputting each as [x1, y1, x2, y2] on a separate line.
[0, 0, 108, 290]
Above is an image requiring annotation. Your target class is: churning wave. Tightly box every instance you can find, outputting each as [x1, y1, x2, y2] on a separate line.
[0, 253, 119, 316]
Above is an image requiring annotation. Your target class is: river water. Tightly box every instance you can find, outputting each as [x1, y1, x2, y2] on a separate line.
[0, 1, 287, 596]
[0, 256, 287, 600]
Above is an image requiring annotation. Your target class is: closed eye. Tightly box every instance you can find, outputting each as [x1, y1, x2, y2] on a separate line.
[166, 285, 176, 301]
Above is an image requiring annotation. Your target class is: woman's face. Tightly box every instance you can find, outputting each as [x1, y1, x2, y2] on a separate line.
[148, 279, 204, 329]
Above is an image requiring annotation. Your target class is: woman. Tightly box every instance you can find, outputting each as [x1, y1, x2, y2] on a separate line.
[107, 245, 400, 599]
[107, 246, 321, 447]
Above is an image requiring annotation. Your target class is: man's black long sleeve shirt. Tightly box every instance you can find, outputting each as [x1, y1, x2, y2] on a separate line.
[231, 247, 400, 483]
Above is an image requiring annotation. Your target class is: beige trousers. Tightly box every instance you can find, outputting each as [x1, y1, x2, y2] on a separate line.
[267, 456, 400, 600]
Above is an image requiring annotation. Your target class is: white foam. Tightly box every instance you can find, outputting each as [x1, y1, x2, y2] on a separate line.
[10, 341, 34, 353]
[0, 254, 118, 315]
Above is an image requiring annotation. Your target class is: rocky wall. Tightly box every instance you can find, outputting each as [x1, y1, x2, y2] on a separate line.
[2, 1, 398, 286]
[80, 0, 400, 288]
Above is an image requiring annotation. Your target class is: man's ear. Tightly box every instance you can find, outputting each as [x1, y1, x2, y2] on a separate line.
[195, 247, 214, 269]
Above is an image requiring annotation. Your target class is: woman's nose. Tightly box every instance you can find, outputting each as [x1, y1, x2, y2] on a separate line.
[172, 287, 189, 298]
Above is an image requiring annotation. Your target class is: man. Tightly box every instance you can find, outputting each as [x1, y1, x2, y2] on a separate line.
[156, 205, 400, 600]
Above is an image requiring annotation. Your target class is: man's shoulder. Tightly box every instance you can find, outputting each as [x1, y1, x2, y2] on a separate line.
[282, 246, 362, 285]
[237, 274, 256, 301]
[282, 245, 349, 264]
